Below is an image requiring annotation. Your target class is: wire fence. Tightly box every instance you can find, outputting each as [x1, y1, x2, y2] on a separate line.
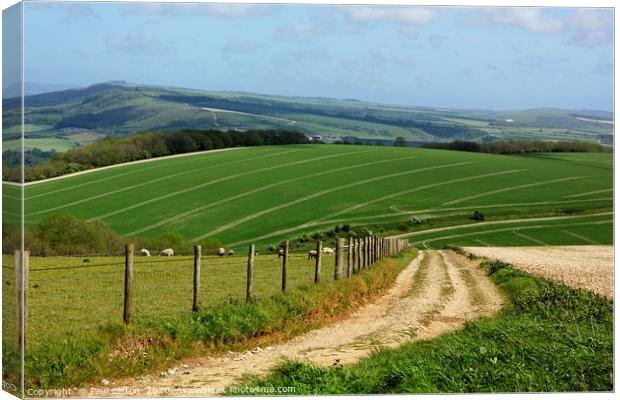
[4, 236, 410, 348]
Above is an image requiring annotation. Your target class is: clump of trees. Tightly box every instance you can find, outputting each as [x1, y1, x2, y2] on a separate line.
[2, 214, 228, 256]
[3, 129, 309, 182]
[394, 137, 408, 147]
[422, 140, 611, 155]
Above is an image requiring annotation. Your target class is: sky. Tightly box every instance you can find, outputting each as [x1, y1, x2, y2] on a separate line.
[3, 1, 615, 111]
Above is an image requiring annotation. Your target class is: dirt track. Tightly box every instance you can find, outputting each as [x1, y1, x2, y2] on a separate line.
[81, 251, 502, 397]
[465, 246, 614, 299]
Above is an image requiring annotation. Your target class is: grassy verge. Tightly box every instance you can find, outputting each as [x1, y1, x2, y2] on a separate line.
[4, 249, 417, 389]
[234, 254, 612, 393]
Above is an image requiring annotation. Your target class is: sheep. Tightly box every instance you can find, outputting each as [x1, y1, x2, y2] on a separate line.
[160, 248, 174, 256]
[308, 250, 318, 260]
[322, 247, 335, 255]
[228, 250, 235, 256]
[278, 249, 285, 259]
[140, 249, 151, 257]
[217, 247, 226, 256]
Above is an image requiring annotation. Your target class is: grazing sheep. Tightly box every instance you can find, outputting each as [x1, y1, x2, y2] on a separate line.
[308, 250, 318, 260]
[140, 249, 151, 257]
[322, 247, 335, 255]
[278, 249, 285, 259]
[160, 248, 174, 257]
[217, 247, 226, 256]
[228, 250, 235, 256]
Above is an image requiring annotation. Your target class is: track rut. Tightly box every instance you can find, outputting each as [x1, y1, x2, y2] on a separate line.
[79, 251, 503, 397]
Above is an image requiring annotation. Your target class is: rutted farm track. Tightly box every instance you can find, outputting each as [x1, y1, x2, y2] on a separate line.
[86, 251, 503, 397]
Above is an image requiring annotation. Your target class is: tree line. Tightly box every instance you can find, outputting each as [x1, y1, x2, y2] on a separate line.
[422, 140, 611, 154]
[3, 129, 309, 182]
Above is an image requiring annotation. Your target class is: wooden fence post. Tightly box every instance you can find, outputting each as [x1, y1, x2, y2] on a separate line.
[281, 240, 289, 291]
[368, 237, 372, 266]
[15, 250, 29, 352]
[192, 245, 201, 311]
[356, 238, 362, 272]
[347, 237, 353, 277]
[314, 240, 322, 283]
[371, 236, 375, 264]
[334, 238, 344, 280]
[123, 244, 134, 324]
[246, 244, 255, 303]
[364, 237, 369, 268]
[372, 236, 376, 264]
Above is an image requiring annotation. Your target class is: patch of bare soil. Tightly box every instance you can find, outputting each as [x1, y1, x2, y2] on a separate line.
[78, 251, 503, 398]
[464, 246, 613, 299]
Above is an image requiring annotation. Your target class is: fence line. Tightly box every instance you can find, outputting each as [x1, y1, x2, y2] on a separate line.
[15, 235, 410, 341]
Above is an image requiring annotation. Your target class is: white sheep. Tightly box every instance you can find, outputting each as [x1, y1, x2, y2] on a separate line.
[160, 248, 174, 256]
[322, 247, 335, 255]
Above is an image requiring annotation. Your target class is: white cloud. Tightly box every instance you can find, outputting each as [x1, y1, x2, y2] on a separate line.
[121, 3, 270, 18]
[565, 9, 612, 47]
[272, 11, 344, 42]
[106, 31, 172, 56]
[466, 7, 612, 48]
[342, 6, 438, 25]
[467, 8, 564, 34]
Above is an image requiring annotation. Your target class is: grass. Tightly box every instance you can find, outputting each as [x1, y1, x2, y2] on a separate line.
[1, 249, 417, 390]
[233, 255, 613, 394]
[9, 253, 333, 346]
[2, 124, 53, 135]
[3, 137, 77, 152]
[405, 212, 612, 249]
[19, 145, 612, 250]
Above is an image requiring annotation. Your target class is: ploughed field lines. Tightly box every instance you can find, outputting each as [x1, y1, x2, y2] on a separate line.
[19, 145, 612, 249]
[402, 212, 612, 249]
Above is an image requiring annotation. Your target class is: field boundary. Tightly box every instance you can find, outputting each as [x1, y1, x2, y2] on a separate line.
[11, 147, 250, 187]
[392, 211, 613, 239]
[407, 219, 611, 246]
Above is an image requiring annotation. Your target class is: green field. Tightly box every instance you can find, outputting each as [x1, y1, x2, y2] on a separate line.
[3, 137, 77, 152]
[2, 124, 53, 135]
[12, 145, 612, 251]
[2, 252, 333, 346]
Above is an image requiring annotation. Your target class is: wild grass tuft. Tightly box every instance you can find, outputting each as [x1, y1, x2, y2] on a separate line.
[236, 259, 613, 394]
[7, 250, 417, 389]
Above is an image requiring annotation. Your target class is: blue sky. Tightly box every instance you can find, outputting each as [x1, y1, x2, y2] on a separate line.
[10, 2, 615, 111]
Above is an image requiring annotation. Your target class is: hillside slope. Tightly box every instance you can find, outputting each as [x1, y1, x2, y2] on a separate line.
[3, 82, 613, 149]
[9, 145, 612, 251]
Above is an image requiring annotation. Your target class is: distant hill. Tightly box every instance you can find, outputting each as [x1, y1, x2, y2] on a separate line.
[2, 82, 613, 153]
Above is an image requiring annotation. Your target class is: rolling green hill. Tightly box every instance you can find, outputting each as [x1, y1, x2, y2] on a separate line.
[2, 82, 613, 155]
[6, 145, 611, 251]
